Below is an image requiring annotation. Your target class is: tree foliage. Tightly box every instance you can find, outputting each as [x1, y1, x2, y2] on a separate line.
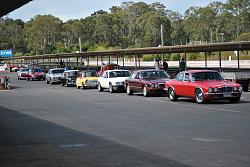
[0, 1, 249, 56]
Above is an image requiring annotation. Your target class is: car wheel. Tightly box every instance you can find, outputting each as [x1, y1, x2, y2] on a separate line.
[195, 89, 205, 104]
[168, 88, 178, 101]
[126, 84, 133, 95]
[98, 83, 103, 92]
[143, 86, 149, 97]
[109, 83, 114, 93]
[229, 97, 240, 103]
[81, 83, 85, 89]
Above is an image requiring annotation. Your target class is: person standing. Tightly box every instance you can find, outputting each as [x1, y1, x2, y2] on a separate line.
[179, 58, 186, 72]
[162, 61, 168, 71]
[4, 62, 8, 73]
[154, 59, 160, 70]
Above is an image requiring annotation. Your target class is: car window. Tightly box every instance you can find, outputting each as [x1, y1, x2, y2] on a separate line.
[85, 71, 97, 77]
[51, 69, 64, 74]
[109, 71, 131, 78]
[176, 73, 184, 81]
[141, 71, 170, 79]
[135, 72, 140, 79]
[103, 72, 108, 78]
[184, 73, 190, 81]
[192, 72, 223, 81]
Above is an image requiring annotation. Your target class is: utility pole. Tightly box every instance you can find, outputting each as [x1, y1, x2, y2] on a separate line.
[79, 37, 82, 52]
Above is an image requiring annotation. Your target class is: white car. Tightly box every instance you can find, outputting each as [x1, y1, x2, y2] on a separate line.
[17, 68, 30, 80]
[97, 69, 131, 93]
[45, 68, 64, 84]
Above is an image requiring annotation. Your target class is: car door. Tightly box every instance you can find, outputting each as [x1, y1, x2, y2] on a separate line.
[181, 72, 194, 97]
[130, 72, 141, 92]
[101, 72, 109, 88]
[173, 72, 184, 96]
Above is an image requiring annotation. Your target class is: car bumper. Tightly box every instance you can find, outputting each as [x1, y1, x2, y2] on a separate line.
[147, 87, 167, 94]
[113, 85, 125, 90]
[204, 92, 241, 100]
[84, 81, 98, 88]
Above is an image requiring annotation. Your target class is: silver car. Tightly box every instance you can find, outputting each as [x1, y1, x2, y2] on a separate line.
[45, 68, 64, 84]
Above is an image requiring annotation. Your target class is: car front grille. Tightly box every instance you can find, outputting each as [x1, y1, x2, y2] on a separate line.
[158, 83, 165, 88]
[218, 86, 233, 93]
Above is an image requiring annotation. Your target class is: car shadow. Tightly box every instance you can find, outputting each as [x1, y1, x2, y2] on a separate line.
[176, 98, 250, 104]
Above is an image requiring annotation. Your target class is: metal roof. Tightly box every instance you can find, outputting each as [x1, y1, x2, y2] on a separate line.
[2, 41, 250, 60]
[0, 0, 32, 17]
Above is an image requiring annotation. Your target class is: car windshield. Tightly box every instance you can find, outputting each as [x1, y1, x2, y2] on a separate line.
[109, 71, 131, 78]
[20, 68, 28, 72]
[32, 68, 43, 72]
[65, 71, 78, 77]
[141, 71, 170, 79]
[192, 72, 223, 81]
[85, 71, 97, 77]
[51, 69, 64, 74]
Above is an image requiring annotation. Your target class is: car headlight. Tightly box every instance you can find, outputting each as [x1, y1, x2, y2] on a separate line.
[214, 88, 218, 92]
[151, 83, 158, 88]
[233, 87, 238, 91]
[208, 88, 213, 93]
[238, 86, 243, 92]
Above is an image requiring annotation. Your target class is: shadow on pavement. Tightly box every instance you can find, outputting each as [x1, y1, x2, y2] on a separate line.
[0, 106, 192, 167]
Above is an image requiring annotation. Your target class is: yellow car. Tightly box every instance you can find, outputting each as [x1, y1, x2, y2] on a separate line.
[76, 70, 98, 89]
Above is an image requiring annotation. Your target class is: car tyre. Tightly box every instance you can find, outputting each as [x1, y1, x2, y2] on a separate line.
[143, 86, 149, 97]
[82, 83, 85, 89]
[229, 97, 240, 103]
[168, 87, 178, 101]
[195, 89, 205, 104]
[126, 84, 133, 95]
[98, 83, 103, 92]
[109, 83, 114, 93]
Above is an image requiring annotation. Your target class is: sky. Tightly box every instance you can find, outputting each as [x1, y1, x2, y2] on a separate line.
[7, 0, 227, 22]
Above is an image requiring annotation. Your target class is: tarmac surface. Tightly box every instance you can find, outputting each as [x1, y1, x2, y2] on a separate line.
[0, 72, 250, 167]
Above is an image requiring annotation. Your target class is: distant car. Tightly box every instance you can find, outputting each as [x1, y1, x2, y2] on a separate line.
[61, 70, 80, 87]
[98, 69, 131, 93]
[165, 70, 243, 103]
[125, 70, 170, 97]
[17, 68, 30, 80]
[45, 68, 64, 84]
[26, 68, 46, 81]
[76, 70, 98, 89]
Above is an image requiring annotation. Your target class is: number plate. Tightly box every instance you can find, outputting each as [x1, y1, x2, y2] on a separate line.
[223, 93, 232, 97]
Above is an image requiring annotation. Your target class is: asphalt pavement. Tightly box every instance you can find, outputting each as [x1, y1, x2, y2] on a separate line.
[0, 72, 250, 167]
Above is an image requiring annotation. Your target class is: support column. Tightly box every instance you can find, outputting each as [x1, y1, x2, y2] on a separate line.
[122, 55, 125, 67]
[219, 51, 222, 72]
[237, 50, 240, 69]
[76, 57, 79, 70]
[205, 52, 207, 69]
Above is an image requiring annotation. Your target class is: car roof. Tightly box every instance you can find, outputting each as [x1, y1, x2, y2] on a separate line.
[106, 69, 130, 72]
[50, 68, 64, 70]
[64, 70, 80, 72]
[133, 69, 166, 73]
[183, 70, 218, 73]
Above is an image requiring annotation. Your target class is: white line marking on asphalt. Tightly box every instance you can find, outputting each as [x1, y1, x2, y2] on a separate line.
[145, 98, 241, 113]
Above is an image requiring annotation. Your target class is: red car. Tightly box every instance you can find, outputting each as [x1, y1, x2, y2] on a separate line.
[26, 68, 46, 81]
[165, 70, 242, 103]
[125, 70, 170, 97]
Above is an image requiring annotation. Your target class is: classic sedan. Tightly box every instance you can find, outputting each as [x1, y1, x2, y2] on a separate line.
[61, 70, 80, 87]
[125, 70, 170, 97]
[17, 68, 30, 80]
[26, 68, 45, 81]
[165, 70, 242, 103]
[45, 68, 64, 84]
[76, 70, 98, 89]
[98, 69, 131, 93]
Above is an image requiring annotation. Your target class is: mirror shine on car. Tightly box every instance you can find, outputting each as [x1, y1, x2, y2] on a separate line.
[165, 70, 242, 103]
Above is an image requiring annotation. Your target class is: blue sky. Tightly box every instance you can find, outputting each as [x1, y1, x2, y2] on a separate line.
[7, 0, 227, 22]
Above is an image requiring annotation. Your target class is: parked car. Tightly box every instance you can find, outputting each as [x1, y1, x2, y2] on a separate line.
[10, 66, 20, 72]
[98, 69, 131, 93]
[17, 68, 30, 80]
[165, 70, 243, 103]
[45, 68, 64, 84]
[26, 68, 46, 81]
[61, 70, 80, 87]
[125, 70, 170, 97]
[76, 70, 98, 89]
